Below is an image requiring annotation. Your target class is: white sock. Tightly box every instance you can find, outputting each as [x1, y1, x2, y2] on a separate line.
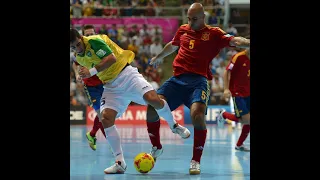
[104, 125, 126, 167]
[155, 99, 177, 129]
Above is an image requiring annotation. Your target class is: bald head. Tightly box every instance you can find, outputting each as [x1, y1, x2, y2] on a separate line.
[187, 3, 205, 31]
[188, 3, 205, 15]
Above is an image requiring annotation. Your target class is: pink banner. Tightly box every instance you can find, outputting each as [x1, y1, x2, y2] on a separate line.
[71, 18, 179, 43]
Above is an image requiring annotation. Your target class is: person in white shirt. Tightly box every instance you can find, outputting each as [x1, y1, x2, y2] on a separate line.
[150, 37, 163, 57]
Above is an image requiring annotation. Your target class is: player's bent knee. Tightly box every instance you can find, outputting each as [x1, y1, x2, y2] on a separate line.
[158, 95, 166, 101]
[240, 113, 250, 125]
[146, 105, 160, 122]
[143, 90, 163, 109]
[191, 113, 205, 123]
[101, 109, 117, 128]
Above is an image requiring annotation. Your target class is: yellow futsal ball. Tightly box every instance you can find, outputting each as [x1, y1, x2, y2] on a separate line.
[133, 152, 155, 173]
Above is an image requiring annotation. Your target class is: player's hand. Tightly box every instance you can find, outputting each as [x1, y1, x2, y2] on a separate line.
[223, 89, 231, 100]
[149, 56, 164, 68]
[79, 67, 91, 79]
[76, 74, 82, 83]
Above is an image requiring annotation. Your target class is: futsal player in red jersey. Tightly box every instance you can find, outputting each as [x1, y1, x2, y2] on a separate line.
[217, 48, 250, 152]
[145, 3, 250, 175]
[72, 25, 106, 151]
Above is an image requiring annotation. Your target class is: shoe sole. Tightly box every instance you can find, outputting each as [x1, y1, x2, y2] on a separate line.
[235, 147, 250, 152]
[104, 171, 125, 174]
[189, 170, 201, 175]
[182, 132, 191, 139]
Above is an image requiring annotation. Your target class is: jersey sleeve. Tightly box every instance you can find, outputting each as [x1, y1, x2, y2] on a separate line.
[213, 27, 235, 49]
[171, 25, 186, 46]
[226, 54, 241, 71]
[88, 39, 113, 59]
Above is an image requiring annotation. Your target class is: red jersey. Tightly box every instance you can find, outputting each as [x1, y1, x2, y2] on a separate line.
[74, 61, 103, 87]
[171, 24, 234, 80]
[226, 50, 250, 97]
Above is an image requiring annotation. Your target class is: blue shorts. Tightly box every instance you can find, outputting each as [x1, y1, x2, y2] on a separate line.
[84, 84, 104, 111]
[232, 96, 250, 118]
[157, 74, 210, 112]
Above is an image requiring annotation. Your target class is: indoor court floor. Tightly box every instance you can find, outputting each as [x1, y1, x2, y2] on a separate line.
[70, 124, 250, 180]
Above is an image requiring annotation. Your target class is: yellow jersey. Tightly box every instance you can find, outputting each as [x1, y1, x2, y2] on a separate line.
[75, 34, 135, 84]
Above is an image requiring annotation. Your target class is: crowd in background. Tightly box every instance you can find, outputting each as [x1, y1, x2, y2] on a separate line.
[70, 0, 250, 107]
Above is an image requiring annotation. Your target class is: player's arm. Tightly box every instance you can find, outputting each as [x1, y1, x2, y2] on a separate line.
[154, 41, 179, 59]
[229, 37, 250, 48]
[88, 39, 116, 76]
[223, 58, 236, 99]
[72, 62, 82, 82]
[214, 27, 250, 49]
[150, 26, 183, 67]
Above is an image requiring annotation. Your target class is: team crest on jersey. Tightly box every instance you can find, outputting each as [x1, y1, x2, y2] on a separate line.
[86, 51, 92, 57]
[201, 32, 210, 41]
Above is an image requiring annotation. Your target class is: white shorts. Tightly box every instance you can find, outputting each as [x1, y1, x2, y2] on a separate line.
[100, 65, 154, 118]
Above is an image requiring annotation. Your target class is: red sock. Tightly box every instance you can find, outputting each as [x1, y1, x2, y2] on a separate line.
[90, 115, 100, 137]
[223, 112, 239, 122]
[192, 129, 207, 163]
[147, 120, 162, 149]
[236, 125, 250, 146]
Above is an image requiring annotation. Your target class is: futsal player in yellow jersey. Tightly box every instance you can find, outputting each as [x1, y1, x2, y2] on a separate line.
[70, 29, 191, 174]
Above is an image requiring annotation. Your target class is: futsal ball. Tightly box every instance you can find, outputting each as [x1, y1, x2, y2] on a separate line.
[133, 152, 155, 173]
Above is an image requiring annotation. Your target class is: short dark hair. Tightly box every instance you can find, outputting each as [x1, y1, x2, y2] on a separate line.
[70, 28, 81, 43]
[83, 24, 95, 30]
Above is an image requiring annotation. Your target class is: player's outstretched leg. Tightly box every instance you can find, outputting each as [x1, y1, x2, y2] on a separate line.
[189, 102, 207, 175]
[101, 108, 127, 174]
[144, 92, 190, 161]
[146, 104, 163, 162]
[235, 124, 250, 152]
[144, 91, 190, 139]
[86, 115, 100, 150]
[217, 109, 240, 128]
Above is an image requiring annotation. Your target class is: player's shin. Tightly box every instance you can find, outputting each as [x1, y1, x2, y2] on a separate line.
[90, 115, 100, 137]
[236, 124, 250, 147]
[191, 113, 207, 163]
[154, 99, 177, 128]
[104, 125, 126, 167]
[146, 105, 162, 149]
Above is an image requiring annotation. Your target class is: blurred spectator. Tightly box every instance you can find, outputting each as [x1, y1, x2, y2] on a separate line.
[145, 65, 161, 83]
[108, 24, 119, 44]
[215, 61, 226, 78]
[139, 42, 151, 56]
[83, 0, 94, 17]
[208, 12, 219, 25]
[142, 33, 153, 46]
[211, 53, 224, 70]
[94, 0, 104, 16]
[139, 24, 151, 37]
[99, 24, 108, 35]
[226, 21, 238, 36]
[128, 25, 139, 38]
[145, 1, 156, 16]
[150, 37, 163, 57]
[72, 0, 83, 18]
[146, 75, 160, 90]
[210, 76, 225, 105]
[128, 38, 139, 54]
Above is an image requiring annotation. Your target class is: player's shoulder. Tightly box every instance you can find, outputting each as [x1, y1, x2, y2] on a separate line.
[231, 51, 247, 63]
[87, 34, 103, 41]
[178, 24, 189, 31]
[206, 25, 227, 34]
